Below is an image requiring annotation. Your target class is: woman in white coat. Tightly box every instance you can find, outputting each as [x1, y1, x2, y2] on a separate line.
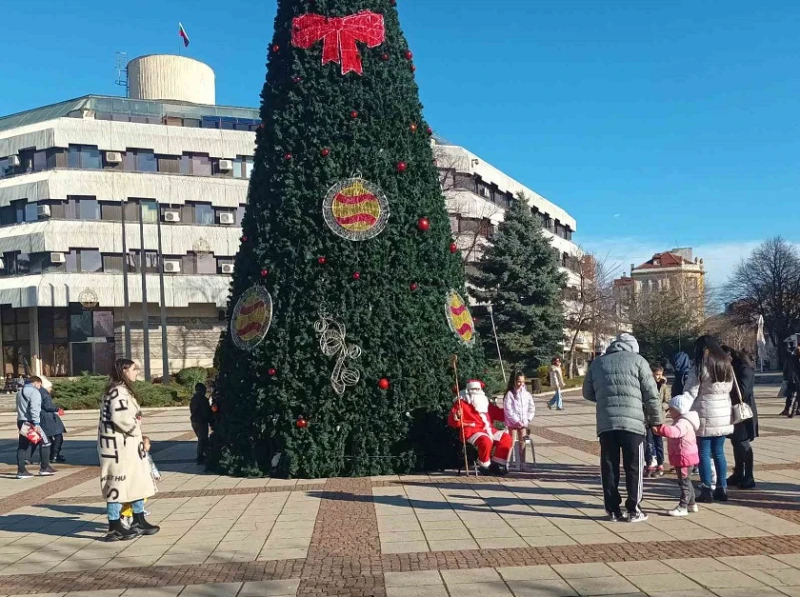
[676, 336, 733, 503]
[504, 372, 535, 470]
[97, 359, 159, 540]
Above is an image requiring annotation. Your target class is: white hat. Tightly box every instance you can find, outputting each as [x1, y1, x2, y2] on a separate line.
[669, 394, 693, 415]
[466, 379, 483, 391]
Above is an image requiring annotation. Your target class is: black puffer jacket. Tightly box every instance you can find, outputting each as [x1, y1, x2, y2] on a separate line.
[39, 388, 66, 438]
[729, 358, 758, 442]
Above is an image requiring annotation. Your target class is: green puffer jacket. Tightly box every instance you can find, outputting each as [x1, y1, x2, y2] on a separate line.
[583, 335, 663, 437]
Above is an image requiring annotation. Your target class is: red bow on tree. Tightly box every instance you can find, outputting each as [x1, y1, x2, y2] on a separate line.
[291, 11, 385, 76]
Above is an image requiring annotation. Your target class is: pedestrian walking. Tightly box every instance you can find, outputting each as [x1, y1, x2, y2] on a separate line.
[583, 333, 663, 523]
[16, 376, 54, 479]
[503, 372, 535, 471]
[675, 336, 734, 503]
[30, 377, 66, 465]
[656, 394, 700, 517]
[723, 346, 758, 489]
[97, 359, 159, 540]
[547, 357, 566, 410]
[781, 348, 800, 417]
[190, 383, 212, 465]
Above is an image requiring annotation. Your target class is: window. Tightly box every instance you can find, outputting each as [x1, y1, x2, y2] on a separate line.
[180, 153, 212, 176]
[449, 216, 458, 233]
[67, 145, 101, 169]
[24, 202, 38, 222]
[75, 197, 100, 220]
[40, 200, 66, 219]
[157, 155, 180, 174]
[79, 250, 102, 273]
[182, 202, 214, 225]
[129, 250, 159, 273]
[123, 149, 157, 172]
[236, 204, 246, 225]
[2, 252, 36, 275]
[233, 156, 255, 179]
[129, 199, 158, 224]
[102, 254, 124, 273]
[100, 202, 122, 221]
[182, 252, 216, 274]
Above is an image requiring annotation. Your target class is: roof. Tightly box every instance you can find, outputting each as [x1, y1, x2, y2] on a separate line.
[635, 251, 694, 270]
[614, 277, 634, 288]
[0, 94, 260, 134]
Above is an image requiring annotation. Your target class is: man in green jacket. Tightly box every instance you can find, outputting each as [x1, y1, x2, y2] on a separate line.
[583, 333, 663, 523]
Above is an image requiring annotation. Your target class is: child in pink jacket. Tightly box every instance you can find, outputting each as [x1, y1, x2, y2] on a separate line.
[657, 394, 701, 517]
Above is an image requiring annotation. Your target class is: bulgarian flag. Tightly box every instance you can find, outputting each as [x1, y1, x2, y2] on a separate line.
[179, 22, 190, 47]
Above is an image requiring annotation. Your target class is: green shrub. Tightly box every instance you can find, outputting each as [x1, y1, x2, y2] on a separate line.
[50, 374, 191, 410]
[176, 367, 208, 389]
[537, 365, 550, 386]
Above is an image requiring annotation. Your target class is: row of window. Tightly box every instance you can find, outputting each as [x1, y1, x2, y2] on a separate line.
[0, 198, 245, 227]
[0, 250, 235, 276]
[84, 111, 260, 132]
[0, 145, 256, 180]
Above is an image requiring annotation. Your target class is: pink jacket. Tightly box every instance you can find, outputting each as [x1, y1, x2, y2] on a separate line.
[658, 411, 700, 468]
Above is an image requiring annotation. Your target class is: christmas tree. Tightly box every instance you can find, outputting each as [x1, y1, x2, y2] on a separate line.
[470, 194, 567, 374]
[209, 0, 484, 479]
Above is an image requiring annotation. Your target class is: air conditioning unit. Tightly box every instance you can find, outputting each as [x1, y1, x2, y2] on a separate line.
[50, 252, 66, 264]
[218, 159, 233, 172]
[37, 205, 52, 218]
[8, 155, 20, 167]
[164, 260, 181, 273]
[218, 212, 235, 225]
[105, 151, 123, 164]
[163, 210, 181, 223]
[221, 263, 235, 274]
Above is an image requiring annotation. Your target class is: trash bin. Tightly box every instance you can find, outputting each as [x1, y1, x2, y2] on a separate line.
[531, 379, 542, 394]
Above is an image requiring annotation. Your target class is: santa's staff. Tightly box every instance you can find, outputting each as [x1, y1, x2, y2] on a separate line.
[450, 355, 472, 476]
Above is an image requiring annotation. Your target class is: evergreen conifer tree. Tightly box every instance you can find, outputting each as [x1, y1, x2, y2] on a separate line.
[470, 194, 567, 374]
[209, 0, 484, 479]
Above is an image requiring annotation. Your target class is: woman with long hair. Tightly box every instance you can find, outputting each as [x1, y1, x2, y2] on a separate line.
[676, 336, 733, 502]
[97, 359, 159, 540]
[503, 371, 535, 470]
[547, 357, 566, 410]
[722, 346, 758, 489]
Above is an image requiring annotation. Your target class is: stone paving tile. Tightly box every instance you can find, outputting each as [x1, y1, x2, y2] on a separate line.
[505, 579, 578, 597]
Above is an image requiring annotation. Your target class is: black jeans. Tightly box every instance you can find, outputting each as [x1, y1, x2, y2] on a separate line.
[31, 433, 62, 461]
[730, 438, 754, 482]
[192, 420, 209, 463]
[599, 430, 644, 515]
[17, 421, 50, 473]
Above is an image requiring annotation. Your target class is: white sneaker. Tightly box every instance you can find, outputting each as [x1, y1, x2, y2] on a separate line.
[668, 506, 688, 517]
[689, 504, 699, 513]
[628, 510, 649, 523]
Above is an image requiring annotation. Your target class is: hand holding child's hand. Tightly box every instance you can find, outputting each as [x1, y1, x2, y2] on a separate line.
[651, 425, 661, 436]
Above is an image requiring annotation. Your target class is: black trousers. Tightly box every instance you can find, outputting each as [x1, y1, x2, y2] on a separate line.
[192, 420, 209, 463]
[599, 430, 644, 515]
[31, 433, 63, 461]
[731, 438, 754, 482]
[17, 421, 50, 473]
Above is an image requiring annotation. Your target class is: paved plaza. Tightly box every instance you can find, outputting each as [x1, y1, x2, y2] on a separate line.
[0, 387, 799, 596]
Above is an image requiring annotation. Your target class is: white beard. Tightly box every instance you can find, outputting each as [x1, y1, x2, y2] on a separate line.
[470, 391, 489, 413]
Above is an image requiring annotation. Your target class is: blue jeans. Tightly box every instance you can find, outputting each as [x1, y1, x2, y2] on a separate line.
[697, 436, 727, 490]
[107, 499, 144, 521]
[548, 388, 563, 410]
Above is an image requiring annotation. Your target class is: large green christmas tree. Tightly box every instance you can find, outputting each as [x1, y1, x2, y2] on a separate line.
[209, 0, 484, 478]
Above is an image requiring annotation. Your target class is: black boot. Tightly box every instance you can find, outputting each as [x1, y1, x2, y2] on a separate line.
[106, 519, 140, 541]
[739, 449, 756, 489]
[131, 512, 160, 535]
[477, 464, 492, 476]
[489, 462, 508, 476]
[696, 487, 714, 503]
[713, 487, 728, 502]
[726, 474, 742, 487]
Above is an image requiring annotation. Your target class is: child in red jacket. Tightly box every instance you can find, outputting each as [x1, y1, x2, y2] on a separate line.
[657, 394, 700, 517]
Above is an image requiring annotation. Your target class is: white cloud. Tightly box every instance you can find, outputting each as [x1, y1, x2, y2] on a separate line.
[578, 237, 767, 289]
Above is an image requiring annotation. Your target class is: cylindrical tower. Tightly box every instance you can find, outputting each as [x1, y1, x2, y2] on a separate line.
[127, 55, 215, 105]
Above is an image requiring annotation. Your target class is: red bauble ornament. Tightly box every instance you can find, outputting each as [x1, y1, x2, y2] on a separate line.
[321, 148, 330, 157]
[381, 53, 390, 61]
[241, 235, 248, 242]
[410, 123, 418, 132]
[396, 161, 408, 173]
[405, 50, 413, 60]
[410, 282, 419, 291]
[350, 110, 359, 119]
[260, 269, 269, 277]
[272, 44, 280, 53]
[211, 404, 219, 413]
[417, 217, 430, 232]
[268, 367, 277, 376]
[426, 126, 433, 135]
[378, 378, 390, 390]
[449, 242, 458, 254]
[390, 0, 397, 5]
[296, 417, 308, 429]
[292, 75, 302, 83]
[318, 256, 327, 265]
[284, 153, 293, 161]
[352, 272, 361, 280]
[411, 65, 416, 72]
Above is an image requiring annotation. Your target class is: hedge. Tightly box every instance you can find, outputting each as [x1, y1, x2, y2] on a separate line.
[51, 374, 193, 410]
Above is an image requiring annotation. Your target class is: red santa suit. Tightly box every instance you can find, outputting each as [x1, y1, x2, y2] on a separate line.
[448, 380, 513, 470]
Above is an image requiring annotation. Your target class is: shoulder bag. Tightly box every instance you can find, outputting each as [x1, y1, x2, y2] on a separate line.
[731, 366, 754, 425]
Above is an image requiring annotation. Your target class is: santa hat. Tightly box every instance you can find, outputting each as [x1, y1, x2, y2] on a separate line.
[466, 379, 483, 391]
[669, 394, 693, 415]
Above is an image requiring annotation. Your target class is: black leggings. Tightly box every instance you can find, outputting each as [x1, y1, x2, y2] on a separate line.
[730, 438, 754, 482]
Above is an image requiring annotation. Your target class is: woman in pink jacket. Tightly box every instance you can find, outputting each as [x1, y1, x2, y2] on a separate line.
[657, 394, 700, 517]
[504, 372, 535, 470]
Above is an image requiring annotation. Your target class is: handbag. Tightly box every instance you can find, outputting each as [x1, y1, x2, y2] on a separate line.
[730, 367, 754, 425]
[19, 423, 41, 444]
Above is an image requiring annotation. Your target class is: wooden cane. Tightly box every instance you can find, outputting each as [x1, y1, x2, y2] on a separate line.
[450, 355, 472, 476]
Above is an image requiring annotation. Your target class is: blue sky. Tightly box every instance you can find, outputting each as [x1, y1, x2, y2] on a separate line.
[2, 0, 799, 286]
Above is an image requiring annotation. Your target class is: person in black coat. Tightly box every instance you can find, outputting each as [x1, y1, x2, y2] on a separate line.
[782, 348, 800, 417]
[31, 380, 67, 463]
[190, 383, 212, 465]
[723, 346, 758, 489]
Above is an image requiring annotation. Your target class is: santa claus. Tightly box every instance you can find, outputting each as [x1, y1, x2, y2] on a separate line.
[448, 379, 512, 475]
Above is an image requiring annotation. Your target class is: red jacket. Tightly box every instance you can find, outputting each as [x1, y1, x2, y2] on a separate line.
[448, 399, 505, 440]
